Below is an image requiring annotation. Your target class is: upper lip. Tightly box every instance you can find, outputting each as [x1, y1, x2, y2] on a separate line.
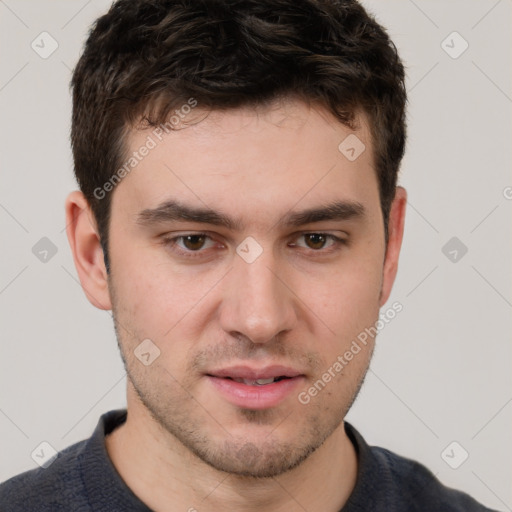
[206, 365, 304, 380]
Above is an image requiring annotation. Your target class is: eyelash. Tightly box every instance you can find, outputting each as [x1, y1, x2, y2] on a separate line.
[160, 232, 347, 259]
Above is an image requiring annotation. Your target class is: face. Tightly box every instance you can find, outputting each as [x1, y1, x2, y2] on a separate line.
[100, 100, 398, 477]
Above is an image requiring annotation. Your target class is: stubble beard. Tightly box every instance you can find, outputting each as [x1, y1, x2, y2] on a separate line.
[120, 343, 371, 478]
[109, 288, 373, 479]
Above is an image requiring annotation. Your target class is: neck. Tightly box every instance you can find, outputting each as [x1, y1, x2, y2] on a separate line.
[106, 388, 358, 512]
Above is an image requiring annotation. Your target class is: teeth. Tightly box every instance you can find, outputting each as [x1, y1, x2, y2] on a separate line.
[255, 378, 275, 385]
[232, 377, 276, 385]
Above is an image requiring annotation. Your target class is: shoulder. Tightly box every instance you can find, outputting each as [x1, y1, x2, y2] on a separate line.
[371, 445, 497, 511]
[0, 439, 89, 511]
[0, 409, 129, 512]
[344, 422, 498, 512]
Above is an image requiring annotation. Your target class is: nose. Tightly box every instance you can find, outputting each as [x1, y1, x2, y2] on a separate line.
[219, 245, 298, 344]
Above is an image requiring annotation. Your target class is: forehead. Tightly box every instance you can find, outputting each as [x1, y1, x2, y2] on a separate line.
[112, 100, 380, 229]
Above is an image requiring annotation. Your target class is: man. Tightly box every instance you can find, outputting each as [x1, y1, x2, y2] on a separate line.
[0, 0, 500, 510]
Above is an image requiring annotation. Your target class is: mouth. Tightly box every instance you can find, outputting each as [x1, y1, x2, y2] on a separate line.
[205, 365, 305, 409]
[221, 376, 291, 386]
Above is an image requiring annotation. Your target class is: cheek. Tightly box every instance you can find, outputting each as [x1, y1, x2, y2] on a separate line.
[293, 252, 383, 367]
[109, 261, 207, 384]
[304, 255, 383, 323]
[110, 247, 224, 343]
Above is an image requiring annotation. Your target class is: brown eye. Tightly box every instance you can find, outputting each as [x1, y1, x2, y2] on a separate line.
[162, 233, 219, 259]
[304, 233, 329, 250]
[181, 234, 207, 251]
[291, 233, 345, 253]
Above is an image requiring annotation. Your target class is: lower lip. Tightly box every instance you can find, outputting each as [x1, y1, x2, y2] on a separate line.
[206, 376, 304, 410]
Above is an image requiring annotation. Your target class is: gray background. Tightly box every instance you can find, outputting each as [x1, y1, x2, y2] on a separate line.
[0, 1, 510, 509]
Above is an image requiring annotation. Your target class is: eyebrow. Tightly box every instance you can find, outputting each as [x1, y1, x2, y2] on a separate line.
[136, 198, 366, 231]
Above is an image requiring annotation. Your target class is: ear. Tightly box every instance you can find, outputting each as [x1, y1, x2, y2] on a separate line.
[379, 186, 407, 306]
[65, 190, 112, 310]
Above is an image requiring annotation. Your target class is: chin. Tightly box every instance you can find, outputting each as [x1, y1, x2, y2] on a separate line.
[197, 438, 320, 478]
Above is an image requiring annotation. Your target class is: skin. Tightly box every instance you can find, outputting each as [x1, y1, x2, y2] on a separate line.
[65, 98, 407, 512]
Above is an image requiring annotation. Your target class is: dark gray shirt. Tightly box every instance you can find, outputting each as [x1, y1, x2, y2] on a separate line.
[0, 409, 499, 511]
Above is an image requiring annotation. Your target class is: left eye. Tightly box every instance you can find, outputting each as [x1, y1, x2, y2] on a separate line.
[292, 233, 340, 251]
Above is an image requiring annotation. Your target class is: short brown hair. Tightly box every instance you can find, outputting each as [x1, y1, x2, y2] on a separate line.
[71, 0, 407, 272]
